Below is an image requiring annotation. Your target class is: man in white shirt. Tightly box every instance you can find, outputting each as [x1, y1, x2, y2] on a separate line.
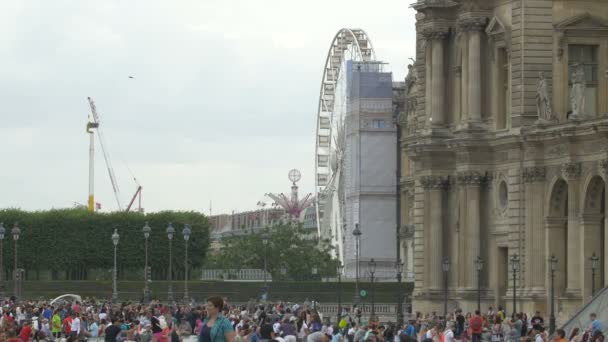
[70, 312, 81, 338]
[444, 323, 455, 342]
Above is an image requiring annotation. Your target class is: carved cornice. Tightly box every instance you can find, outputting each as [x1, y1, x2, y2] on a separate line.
[457, 171, 484, 186]
[562, 162, 582, 180]
[420, 175, 448, 190]
[523, 166, 546, 183]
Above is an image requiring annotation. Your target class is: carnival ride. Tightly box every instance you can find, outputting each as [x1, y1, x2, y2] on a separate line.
[314, 29, 376, 246]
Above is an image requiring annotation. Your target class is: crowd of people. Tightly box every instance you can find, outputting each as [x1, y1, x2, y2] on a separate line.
[0, 296, 603, 342]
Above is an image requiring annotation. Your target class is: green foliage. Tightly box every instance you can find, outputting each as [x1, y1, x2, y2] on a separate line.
[0, 209, 209, 279]
[206, 223, 338, 281]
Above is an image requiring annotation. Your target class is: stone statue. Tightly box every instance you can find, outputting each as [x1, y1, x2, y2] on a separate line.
[404, 61, 418, 96]
[570, 64, 586, 118]
[536, 72, 553, 121]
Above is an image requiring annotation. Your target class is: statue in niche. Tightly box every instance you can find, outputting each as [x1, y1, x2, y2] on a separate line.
[535, 72, 554, 122]
[570, 64, 586, 119]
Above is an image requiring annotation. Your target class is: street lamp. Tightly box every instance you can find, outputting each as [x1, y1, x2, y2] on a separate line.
[352, 224, 362, 304]
[475, 256, 484, 312]
[509, 254, 520, 315]
[549, 255, 558, 335]
[111, 228, 120, 301]
[261, 232, 269, 301]
[11, 223, 21, 300]
[311, 266, 318, 310]
[395, 259, 404, 326]
[337, 261, 344, 324]
[442, 257, 450, 318]
[369, 258, 377, 321]
[166, 222, 175, 302]
[142, 222, 152, 303]
[590, 253, 599, 297]
[182, 224, 191, 302]
[0, 223, 5, 299]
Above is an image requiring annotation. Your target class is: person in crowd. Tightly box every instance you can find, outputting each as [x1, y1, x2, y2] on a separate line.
[200, 296, 236, 342]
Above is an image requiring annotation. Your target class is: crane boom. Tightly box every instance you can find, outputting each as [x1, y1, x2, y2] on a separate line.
[87, 97, 123, 210]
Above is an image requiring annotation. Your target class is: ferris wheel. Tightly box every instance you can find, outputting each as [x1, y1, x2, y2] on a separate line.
[314, 29, 376, 245]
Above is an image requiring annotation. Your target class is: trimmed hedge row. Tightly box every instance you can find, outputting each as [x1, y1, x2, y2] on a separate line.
[0, 209, 210, 279]
[8, 280, 414, 303]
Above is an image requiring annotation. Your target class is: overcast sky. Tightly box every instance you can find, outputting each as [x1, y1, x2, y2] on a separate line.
[0, 0, 416, 215]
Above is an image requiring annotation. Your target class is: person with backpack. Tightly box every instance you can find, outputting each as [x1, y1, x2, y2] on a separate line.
[469, 311, 483, 342]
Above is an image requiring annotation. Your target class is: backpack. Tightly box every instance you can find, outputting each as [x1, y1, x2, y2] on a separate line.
[470, 317, 483, 334]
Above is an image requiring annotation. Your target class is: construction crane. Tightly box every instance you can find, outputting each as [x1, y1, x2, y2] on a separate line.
[87, 97, 123, 211]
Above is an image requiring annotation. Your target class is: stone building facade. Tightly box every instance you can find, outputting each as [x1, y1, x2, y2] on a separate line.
[395, 0, 608, 315]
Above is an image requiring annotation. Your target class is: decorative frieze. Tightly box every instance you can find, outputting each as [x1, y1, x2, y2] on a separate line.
[523, 166, 546, 183]
[420, 175, 447, 190]
[457, 171, 484, 186]
[561, 162, 582, 180]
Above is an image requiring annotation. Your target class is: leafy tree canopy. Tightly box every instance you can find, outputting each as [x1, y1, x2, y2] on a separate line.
[206, 224, 338, 281]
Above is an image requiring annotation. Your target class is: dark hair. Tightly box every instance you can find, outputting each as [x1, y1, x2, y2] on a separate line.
[570, 328, 581, 340]
[260, 323, 274, 339]
[475, 310, 480, 315]
[556, 329, 566, 338]
[206, 296, 224, 311]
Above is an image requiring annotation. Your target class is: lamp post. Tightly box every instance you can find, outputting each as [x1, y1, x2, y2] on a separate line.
[262, 232, 269, 296]
[590, 253, 599, 297]
[312, 266, 318, 310]
[475, 256, 484, 312]
[11, 223, 21, 300]
[337, 261, 343, 324]
[166, 222, 175, 302]
[182, 224, 191, 302]
[549, 255, 558, 335]
[111, 228, 120, 301]
[142, 222, 151, 303]
[509, 254, 520, 315]
[442, 257, 450, 318]
[0, 223, 5, 299]
[353, 224, 362, 304]
[396, 259, 404, 326]
[369, 258, 376, 321]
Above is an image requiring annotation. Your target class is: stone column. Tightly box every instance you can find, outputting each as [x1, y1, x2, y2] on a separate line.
[580, 214, 603, 301]
[545, 217, 567, 310]
[425, 43, 432, 122]
[457, 171, 483, 289]
[563, 162, 582, 296]
[523, 167, 547, 291]
[423, 31, 447, 127]
[421, 176, 445, 289]
[468, 28, 482, 122]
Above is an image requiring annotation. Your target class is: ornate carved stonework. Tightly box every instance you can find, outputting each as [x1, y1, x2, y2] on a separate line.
[420, 175, 447, 190]
[562, 162, 582, 179]
[546, 144, 567, 158]
[457, 171, 484, 186]
[598, 160, 608, 176]
[523, 166, 546, 183]
[421, 29, 449, 41]
[458, 18, 486, 32]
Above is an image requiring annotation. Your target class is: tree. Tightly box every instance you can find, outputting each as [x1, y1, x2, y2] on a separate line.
[207, 223, 337, 281]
